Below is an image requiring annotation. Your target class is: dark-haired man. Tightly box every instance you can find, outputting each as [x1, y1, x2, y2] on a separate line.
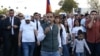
[3, 9, 20, 56]
[86, 10, 100, 56]
[38, 12, 61, 56]
[32, 12, 41, 56]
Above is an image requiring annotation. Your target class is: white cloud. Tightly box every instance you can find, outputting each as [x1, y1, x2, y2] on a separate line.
[75, 0, 89, 8]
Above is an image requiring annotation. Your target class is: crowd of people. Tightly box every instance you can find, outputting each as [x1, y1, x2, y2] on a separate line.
[0, 9, 100, 56]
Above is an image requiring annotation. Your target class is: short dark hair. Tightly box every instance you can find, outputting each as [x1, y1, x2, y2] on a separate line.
[34, 12, 39, 16]
[9, 9, 14, 11]
[78, 30, 83, 35]
[47, 12, 55, 17]
[81, 14, 84, 17]
[85, 13, 89, 17]
[90, 10, 97, 14]
[55, 15, 60, 19]
[54, 15, 62, 23]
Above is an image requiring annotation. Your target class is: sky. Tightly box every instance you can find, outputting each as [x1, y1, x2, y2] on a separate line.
[0, 0, 89, 15]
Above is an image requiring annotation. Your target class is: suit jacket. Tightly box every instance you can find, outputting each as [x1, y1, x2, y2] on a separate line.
[0, 19, 4, 37]
[0, 19, 2, 37]
[3, 17, 20, 36]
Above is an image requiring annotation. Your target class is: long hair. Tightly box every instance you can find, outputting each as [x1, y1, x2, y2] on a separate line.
[54, 15, 62, 24]
[73, 19, 81, 27]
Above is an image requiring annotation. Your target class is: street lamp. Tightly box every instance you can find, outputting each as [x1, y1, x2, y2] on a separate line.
[24, 7, 27, 9]
[1, 5, 3, 9]
[9, 6, 11, 9]
[16, 7, 18, 9]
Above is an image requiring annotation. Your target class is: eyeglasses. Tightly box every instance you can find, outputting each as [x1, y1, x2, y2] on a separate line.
[47, 16, 53, 18]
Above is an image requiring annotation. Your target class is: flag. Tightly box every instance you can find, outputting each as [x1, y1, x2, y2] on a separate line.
[46, 0, 52, 14]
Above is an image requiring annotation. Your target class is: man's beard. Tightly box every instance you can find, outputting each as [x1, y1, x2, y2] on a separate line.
[25, 20, 30, 24]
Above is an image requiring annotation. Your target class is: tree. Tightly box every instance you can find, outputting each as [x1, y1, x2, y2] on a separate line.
[0, 8, 8, 14]
[24, 7, 27, 9]
[59, 0, 78, 13]
[9, 6, 11, 9]
[54, 9, 64, 14]
[88, 0, 100, 13]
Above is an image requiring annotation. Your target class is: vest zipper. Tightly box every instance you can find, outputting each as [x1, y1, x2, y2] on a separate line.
[52, 28, 53, 52]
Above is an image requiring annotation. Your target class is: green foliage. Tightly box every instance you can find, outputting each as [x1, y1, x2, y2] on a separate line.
[59, 0, 78, 13]
[88, 0, 100, 12]
[0, 8, 8, 14]
[54, 9, 64, 14]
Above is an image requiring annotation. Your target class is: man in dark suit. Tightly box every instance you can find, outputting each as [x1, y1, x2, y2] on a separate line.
[3, 9, 20, 56]
[0, 15, 3, 46]
[32, 12, 41, 56]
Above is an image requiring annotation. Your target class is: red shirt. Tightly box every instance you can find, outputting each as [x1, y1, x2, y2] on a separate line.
[86, 19, 100, 43]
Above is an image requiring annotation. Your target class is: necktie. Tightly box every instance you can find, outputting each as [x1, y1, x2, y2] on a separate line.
[36, 21, 38, 30]
[11, 17, 14, 35]
[35, 21, 38, 42]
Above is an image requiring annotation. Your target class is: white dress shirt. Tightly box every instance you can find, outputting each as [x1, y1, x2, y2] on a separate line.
[60, 24, 68, 45]
[67, 18, 75, 34]
[37, 24, 62, 48]
[34, 20, 41, 30]
[81, 18, 86, 32]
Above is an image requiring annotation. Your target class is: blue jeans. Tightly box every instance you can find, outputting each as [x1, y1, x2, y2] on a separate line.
[62, 45, 70, 56]
[76, 52, 84, 56]
[22, 42, 35, 56]
[41, 51, 60, 56]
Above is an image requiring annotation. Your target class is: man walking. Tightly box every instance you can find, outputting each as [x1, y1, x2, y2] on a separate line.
[86, 10, 100, 56]
[3, 9, 20, 56]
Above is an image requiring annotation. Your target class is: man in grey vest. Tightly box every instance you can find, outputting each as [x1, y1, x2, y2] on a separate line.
[37, 12, 61, 56]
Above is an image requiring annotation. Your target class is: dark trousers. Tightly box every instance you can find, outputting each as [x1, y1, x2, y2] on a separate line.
[67, 44, 73, 56]
[34, 44, 41, 56]
[3, 34, 18, 56]
[86, 42, 100, 56]
[18, 45, 23, 56]
[83, 32, 86, 39]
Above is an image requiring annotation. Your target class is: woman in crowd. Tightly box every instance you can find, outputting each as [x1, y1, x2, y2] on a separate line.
[63, 19, 72, 56]
[55, 16, 70, 56]
[72, 19, 84, 40]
